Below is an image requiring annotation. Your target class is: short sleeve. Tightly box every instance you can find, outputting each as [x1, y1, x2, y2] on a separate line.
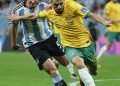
[69, 0, 90, 18]
[104, 4, 111, 16]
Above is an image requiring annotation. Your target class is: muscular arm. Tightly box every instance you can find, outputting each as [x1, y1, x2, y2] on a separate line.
[18, 13, 38, 20]
[8, 13, 38, 22]
[89, 13, 111, 27]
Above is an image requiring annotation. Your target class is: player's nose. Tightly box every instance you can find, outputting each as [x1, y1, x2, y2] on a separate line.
[31, 0, 36, 4]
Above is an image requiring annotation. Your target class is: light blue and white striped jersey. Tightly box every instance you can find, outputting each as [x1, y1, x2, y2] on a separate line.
[12, 1, 53, 48]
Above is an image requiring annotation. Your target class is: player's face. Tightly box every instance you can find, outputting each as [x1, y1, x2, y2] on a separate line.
[26, 0, 39, 8]
[52, 0, 64, 14]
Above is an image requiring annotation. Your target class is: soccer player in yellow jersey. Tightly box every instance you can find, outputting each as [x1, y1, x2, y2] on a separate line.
[8, 0, 111, 85]
[97, 0, 120, 64]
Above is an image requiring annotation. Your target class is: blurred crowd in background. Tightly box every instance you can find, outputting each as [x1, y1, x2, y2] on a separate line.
[0, 0, 120, 53]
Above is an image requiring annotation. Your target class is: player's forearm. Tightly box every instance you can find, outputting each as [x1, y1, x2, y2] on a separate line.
[89, 13, 108, 25]
[10, 13, 38, 21]
[19, 13, 38, 20]
[11, 24, 17, 46]
[8, 13, 37, 22]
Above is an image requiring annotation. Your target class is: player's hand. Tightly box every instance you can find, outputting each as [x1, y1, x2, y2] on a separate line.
[45, 3, 52, 11]
[7, 14, 20, 22]
[105, 20, 112, 27]
[11, 44, 21, 50]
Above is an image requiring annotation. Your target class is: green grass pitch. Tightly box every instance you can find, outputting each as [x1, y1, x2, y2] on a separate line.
[0, 52, 120, 86]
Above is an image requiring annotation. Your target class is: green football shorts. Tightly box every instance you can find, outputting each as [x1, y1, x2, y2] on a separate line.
[64, 42, 97, 66]
[107, 31, 120, 43]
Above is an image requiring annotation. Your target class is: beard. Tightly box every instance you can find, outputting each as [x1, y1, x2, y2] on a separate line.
[55, 10, 63, 14]
[54, 7, 64, 14]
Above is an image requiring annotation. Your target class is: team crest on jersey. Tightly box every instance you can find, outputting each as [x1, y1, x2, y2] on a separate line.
[80, 7, 88, 13]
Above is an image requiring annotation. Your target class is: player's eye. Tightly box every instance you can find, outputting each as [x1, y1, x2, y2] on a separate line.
[53, 2, 63, 8]
[59, 2, 63, 5]
[53, 4, 58, 7]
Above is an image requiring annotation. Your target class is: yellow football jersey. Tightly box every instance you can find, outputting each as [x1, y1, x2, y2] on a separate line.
[105, 1, 120, 32]
[39, 0, 91, 48]
[53, 24, 60, 34]
[48, 22, 60, 34]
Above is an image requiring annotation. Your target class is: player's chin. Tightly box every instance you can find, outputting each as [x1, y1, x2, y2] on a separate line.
[56, 10, 63, 14]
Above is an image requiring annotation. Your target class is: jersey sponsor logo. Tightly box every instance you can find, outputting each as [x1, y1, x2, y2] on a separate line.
[80, 7, 88, 13]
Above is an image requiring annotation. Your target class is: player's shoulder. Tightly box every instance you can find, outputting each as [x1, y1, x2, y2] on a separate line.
[64, 0, 74, 10]
[37, 1, 49, 11]
[46, 9, 55, 16]
[65, 0, 72, 5]
[38, 1, 48, 7]
[105, 1, 113, 8]
[65, 0, 79, 4]
[12, 2, 24, 14]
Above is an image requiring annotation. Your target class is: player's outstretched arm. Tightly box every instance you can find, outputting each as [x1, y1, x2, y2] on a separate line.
[89, 13, 112, 27]
[8, 13, 38, 22]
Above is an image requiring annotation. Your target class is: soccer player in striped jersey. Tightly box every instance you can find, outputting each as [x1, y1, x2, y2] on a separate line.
[8, 0, 70, 86]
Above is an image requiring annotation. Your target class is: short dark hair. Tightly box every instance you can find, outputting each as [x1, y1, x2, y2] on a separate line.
[24, 0, 27, 6]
